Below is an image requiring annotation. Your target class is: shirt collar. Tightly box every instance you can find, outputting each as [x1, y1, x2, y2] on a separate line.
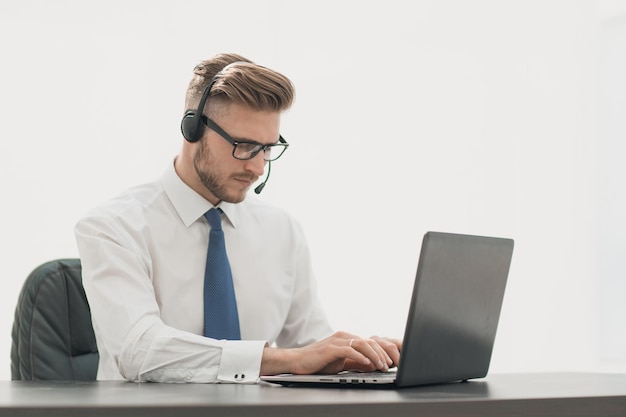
[160, 160, 239, 228]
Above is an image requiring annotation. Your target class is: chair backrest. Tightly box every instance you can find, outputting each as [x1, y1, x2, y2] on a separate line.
[11, 258, 99, 380]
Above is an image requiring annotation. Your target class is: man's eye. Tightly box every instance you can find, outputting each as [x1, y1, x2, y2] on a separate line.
[238, 143, 261, 152]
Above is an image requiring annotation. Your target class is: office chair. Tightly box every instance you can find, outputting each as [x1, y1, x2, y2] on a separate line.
[11, 258, 99, 380]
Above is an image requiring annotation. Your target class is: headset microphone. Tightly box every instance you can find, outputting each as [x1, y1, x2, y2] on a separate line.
[254, 161, 272, 194]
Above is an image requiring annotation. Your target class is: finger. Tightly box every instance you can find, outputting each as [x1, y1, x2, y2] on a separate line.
[379, 337, 402, 366]
[362, 338, 388, 368]
[367, 338, 392, 369]
[342, 344, 373, 366]
[350, 338, 387, 371]
[372, 336, 402, 366]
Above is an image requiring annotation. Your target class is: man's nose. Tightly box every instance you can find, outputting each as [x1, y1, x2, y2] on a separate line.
[244, 151, 266, 176]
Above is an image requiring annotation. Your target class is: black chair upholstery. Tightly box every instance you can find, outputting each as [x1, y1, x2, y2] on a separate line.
[11, 259, 99, 380]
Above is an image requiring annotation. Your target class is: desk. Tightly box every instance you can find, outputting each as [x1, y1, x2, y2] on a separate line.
[1, 373, 625, 417]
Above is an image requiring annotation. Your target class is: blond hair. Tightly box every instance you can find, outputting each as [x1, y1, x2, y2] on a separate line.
[184, 53, 295, 115]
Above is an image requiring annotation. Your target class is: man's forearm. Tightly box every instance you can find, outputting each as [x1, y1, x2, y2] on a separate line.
[260, 347, 297, 376]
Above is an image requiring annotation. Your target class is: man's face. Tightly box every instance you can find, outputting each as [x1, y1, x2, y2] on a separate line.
[193, 103, 281, 205]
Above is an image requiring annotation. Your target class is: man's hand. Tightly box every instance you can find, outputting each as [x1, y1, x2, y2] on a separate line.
[260, 331, 402, 376]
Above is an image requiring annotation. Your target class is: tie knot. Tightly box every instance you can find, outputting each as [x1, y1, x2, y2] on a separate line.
[205, 208, 222, 231]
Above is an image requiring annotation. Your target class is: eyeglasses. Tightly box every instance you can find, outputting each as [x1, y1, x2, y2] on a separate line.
[201, 116, 289, 161]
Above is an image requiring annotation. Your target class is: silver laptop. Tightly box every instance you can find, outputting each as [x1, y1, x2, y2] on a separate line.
[261, 231, 514, 388]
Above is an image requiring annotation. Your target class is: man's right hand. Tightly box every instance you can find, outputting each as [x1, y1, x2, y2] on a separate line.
[260, 331, 402, 376]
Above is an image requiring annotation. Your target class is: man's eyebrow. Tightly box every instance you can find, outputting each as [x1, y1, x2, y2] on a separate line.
[232, 136, 280, 145]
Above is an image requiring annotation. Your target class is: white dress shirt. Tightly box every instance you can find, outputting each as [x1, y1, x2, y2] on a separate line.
[75, 161, 333, 383]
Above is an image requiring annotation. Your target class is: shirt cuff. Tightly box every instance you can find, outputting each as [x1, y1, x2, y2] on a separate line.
[217, 340, 267, 383]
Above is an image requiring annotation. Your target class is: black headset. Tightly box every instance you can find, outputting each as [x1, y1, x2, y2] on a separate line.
[180, 75, 220, 143]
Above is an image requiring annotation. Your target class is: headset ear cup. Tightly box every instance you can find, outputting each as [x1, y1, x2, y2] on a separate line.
[181, 111, 201, 142]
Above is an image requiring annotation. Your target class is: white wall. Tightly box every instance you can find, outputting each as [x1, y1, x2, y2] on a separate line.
[598, 3, 626, 371]
[0, 0, 624, 380]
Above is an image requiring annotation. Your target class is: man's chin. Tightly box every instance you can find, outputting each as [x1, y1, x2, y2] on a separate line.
[226, 195, 247, 204]
[220, 189, 249, 204]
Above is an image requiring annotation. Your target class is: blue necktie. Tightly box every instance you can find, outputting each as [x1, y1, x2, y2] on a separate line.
[203, 208, 241, 340]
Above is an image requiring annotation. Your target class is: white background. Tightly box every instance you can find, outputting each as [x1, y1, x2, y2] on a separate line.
[1, 0, 624, 380]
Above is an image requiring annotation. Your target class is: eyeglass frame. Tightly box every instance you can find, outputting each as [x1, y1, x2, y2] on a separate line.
[201, 116, 289, 161]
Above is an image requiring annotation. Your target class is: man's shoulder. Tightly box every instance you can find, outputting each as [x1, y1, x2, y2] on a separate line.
[236, 196, 305, 234]
[239, 195, 294, 220]
[78, 179, 166, 223]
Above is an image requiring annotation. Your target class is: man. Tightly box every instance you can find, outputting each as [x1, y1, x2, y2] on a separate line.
[75, 53, 401, 383]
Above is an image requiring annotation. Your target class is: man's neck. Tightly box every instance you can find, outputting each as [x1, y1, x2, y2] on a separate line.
[173, 153, 220, 206]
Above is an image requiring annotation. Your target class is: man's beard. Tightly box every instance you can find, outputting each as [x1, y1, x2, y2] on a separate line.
[193, 140, 254, 204]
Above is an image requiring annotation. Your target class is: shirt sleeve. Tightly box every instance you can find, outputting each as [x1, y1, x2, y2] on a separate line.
[75, 215, 266, 383]
[274, 219, 334, 348]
